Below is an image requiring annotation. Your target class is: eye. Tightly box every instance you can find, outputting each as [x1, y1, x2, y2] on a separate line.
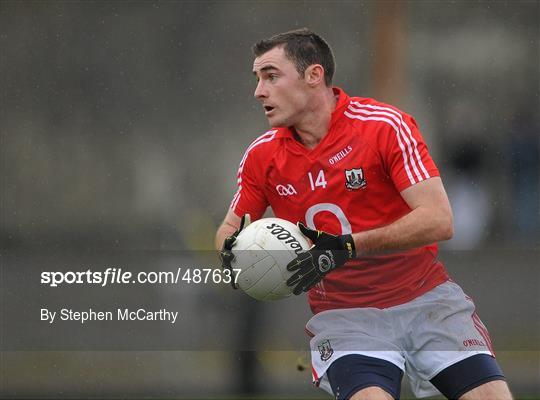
[268, 74, 278, 82]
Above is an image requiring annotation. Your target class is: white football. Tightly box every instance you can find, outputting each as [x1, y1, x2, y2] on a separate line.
[231, 217, 310, 301]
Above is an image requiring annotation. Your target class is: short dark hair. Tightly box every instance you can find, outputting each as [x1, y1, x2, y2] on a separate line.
[252, 28, 335, 86]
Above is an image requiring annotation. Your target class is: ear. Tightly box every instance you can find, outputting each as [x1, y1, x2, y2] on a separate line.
[304, 64, 325, 87]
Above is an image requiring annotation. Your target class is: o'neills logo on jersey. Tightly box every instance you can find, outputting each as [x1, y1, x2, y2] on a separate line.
[345, 167, 367, 190]
[329, 145, 353, 165]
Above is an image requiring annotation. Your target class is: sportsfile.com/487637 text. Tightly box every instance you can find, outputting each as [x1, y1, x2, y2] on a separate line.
[40, 267, 240, 287]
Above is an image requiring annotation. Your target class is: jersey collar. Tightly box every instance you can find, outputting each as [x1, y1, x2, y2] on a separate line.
[329, 86, 351, 128]
[274, 87, 350, 139]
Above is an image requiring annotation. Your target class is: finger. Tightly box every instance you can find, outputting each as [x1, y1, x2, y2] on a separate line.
[220, 259, 238, 290]
[220, 250, 234, 263]
[287, 250, 313, 272]
[286, 271, 302, 286]
[293, 281, 306, 295]
[287, 262, 316, 286]
[298, 222, 320, 242]
[302, 275, 321, 293]
[287, 264, 312, 286]
[287, 253, 311, 271]
[223, 235, 237, 250]
[286, 257, 302, 272]
[238, 213, 251, 232]
[243, 213, 251, 228]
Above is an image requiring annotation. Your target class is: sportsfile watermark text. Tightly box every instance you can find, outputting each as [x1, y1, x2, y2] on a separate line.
[41, 267, 240, 287]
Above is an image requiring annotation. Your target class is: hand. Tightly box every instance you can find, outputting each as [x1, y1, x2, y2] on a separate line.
[286, 223, 356, 295]
[219, 214, 251, 289]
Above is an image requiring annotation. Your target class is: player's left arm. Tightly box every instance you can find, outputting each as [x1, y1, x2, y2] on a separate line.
[352, 176, 454, 255]
[286, 176, 453, 294]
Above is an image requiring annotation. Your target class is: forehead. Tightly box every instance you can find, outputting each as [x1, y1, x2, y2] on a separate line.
[252, 46, 294, 73]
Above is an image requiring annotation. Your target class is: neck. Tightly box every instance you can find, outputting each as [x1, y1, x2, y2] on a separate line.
[294, 87, 337, 149]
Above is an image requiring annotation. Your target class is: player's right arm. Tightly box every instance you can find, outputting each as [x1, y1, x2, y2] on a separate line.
[215, 133, 272, 287]
[216, 132, 273, 250]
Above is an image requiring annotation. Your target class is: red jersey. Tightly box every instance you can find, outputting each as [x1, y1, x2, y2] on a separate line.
[230, 87, 449, 314]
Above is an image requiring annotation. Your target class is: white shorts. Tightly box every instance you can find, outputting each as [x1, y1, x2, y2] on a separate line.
[306, 280, 494, 398]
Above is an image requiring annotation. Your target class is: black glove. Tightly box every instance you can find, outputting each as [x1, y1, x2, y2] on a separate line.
[286, 223, 356, 295]
[219, 214, 250, 289]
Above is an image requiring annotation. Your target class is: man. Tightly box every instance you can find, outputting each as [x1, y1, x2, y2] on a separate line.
[216, 29, 512, 400]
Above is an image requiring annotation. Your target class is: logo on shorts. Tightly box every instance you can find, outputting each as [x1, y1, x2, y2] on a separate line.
[318, 339, 334, 361]
[344, 167, 367, 190]
[463, 338, 486, 347]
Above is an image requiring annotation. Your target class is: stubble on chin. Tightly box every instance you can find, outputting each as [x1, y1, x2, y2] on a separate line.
[266, 117, 280, 127]
[269, 119, 286, 128]
[268, 114, 292, 128]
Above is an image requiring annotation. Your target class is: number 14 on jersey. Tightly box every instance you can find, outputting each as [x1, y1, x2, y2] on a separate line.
[308, 170, 327, 191]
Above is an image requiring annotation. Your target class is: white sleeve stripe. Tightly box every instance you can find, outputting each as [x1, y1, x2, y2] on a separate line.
[349, 103, 428, 181]
[230, 186, 242, 211]
[350, 102, 430, 179]
[344, 110, 416, 185]
[237, 130, 277, 176]
[350, 102, 430, 180]
[231, 129, 277, 211]
[230, 190, 240, 206]
[347, 105, 424, 182]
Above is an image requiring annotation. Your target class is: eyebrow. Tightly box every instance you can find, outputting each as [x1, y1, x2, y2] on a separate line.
[252, 65, 279, 76]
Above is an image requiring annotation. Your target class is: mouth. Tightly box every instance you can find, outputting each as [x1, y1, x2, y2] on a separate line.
[264, 105, 275, 116]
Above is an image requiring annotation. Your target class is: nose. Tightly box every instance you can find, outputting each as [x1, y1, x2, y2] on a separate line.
[254, 79, 267, 100]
